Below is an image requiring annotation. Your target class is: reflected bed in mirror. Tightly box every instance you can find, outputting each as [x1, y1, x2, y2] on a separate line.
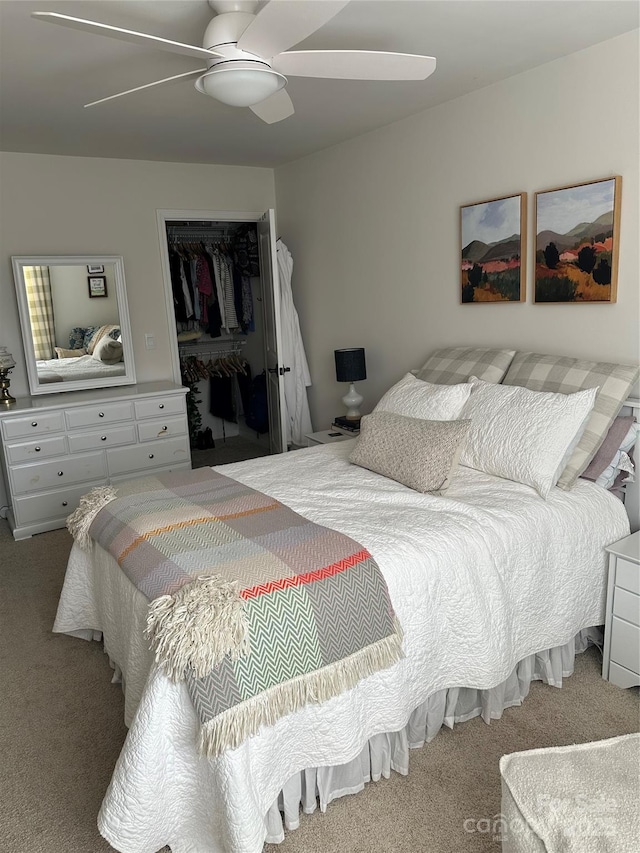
[12, 256, 136, 396]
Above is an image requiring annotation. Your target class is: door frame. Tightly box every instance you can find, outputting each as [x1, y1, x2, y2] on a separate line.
[156, 208, 265, 384]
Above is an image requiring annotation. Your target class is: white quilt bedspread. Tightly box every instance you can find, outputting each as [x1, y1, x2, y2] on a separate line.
[36, 354, 125, 383]
[53, 442, 629, 853]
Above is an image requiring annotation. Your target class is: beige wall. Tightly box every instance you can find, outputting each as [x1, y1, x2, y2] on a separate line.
[49, 264, 119, 349]
[274, 31, 640, 429]
[0, 153, 276, 399]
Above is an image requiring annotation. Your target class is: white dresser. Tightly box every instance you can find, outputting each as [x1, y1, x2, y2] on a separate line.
[602, 531, 640, 688]
[0, 381, 191, 540]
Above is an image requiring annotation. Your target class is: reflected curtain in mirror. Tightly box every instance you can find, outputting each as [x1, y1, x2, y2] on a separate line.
[24, 265, 55, 360]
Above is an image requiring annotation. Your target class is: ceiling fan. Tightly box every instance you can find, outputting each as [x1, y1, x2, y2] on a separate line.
[32, 0, 436, 124]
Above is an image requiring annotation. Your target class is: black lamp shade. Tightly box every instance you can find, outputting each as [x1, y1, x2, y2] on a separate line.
[335, 348, 366, 382]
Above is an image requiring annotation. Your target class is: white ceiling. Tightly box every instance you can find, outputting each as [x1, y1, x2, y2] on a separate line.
[0, 0, 638, 167]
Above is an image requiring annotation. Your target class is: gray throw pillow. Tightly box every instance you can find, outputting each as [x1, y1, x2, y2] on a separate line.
[349, 411, 471, 494]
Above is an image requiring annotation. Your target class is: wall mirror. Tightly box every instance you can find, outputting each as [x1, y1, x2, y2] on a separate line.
[12, 255, 136, 396]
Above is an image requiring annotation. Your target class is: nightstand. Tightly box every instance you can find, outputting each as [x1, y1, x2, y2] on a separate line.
[305, 429, 358, 447]
[602, 530, 640, 688]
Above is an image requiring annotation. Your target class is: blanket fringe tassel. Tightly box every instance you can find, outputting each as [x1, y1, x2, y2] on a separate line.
[146, 575, 250, 681]
[66, 486, 118, 550]
[198, 619, 404, 758]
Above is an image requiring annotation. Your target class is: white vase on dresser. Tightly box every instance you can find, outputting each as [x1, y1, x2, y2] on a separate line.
[0, 380, 191, 540]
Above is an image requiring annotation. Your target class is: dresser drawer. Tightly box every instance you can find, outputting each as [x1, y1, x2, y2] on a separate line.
[5, 435, 67, 464]
[65, 401, 133, 429]
[68, 424, 137, 453]
[609, 616, 640, 675]
[613, 586, 640, 628]
[616, 558, 640, 595]
[11, 452, 107, 495]
[137, 416, 188, 443]
[107, 436, 190, 476]
[135, 396, 185, 420]
[2, 411, 64, 440]
[12, 481, 107, 527]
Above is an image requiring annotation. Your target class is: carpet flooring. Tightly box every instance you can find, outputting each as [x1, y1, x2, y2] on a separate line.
[1, 517, 638, 853]
[191, 434, 271, 469]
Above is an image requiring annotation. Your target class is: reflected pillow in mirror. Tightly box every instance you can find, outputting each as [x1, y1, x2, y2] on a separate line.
[55, 346, 86, 359]
[68, 328, 87, 350]
[87, 324, 120, 354]
[92, 336, 123, 364]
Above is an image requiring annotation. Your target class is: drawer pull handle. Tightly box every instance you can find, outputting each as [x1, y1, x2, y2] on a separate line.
[148, 453, 154, 459]
[57, 471, 64, 477]
[34, 446, 41, 452]
[62, 501, 68, 507]
[98, 412, 105, 418]
[101, 436, 107, 441]
[159, 404, 164, 409]
[161, 425, 168, 432]
[31, 421, 38, 427]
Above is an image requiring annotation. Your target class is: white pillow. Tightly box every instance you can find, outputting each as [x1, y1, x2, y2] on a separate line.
[91, 336, 123, 364]
[459, 378, 598, 498]
[374, 373, 472, 421]
[597, 423, 637, 489]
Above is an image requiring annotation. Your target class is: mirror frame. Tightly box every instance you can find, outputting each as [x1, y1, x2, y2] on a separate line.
[12, 255, 136, 396]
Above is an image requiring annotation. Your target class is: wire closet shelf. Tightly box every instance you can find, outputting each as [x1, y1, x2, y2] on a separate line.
[178, 338, 247, 361]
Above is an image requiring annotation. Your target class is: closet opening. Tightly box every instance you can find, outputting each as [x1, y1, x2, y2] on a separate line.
[161, 217, 272, 469]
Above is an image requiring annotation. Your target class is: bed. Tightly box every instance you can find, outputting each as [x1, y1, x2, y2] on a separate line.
[36, 353, 126, 383]
[53, 348, 639, 853]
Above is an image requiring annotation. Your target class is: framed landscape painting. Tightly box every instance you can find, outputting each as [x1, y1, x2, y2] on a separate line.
[461, 193, 526, 303]
[534, 176, 621, 303]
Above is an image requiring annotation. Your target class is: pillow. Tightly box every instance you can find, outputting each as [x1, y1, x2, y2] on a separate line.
[54, 346, 86, 359]
[86, 323, 121, 354]
[582, 419, 637, 490]
[82, 325, 100, 351]
[580, 416, 636, 485]
[91, 336, 123, 364]
[68, 328, 87, 350]
[374, 373, 472, 421]
[349, 411, 471, 494]
[459, 378, 598, 499]
[503, 352, 639, 490]
[415, 347, 516, 385]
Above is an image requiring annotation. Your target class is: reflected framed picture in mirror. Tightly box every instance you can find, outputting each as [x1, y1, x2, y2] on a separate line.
[87, 263, 104, 274]
[88, 276, 107, 298]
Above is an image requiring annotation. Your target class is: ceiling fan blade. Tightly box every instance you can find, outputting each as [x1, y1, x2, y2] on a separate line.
[273, 50, 437, 81]
[250, 89, 295, 124]
[84, 69, 207, 108]
[238, 0, 349, 59]
[32, 12, 223, 60]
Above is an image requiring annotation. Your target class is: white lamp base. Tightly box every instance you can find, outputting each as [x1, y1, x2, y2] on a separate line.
[341, 383, 363, 419]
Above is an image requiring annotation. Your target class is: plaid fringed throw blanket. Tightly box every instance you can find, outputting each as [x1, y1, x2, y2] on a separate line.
[70, 467, 403, 756]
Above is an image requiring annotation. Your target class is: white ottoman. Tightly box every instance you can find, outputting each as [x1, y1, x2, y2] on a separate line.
[500, 733, 640, 852]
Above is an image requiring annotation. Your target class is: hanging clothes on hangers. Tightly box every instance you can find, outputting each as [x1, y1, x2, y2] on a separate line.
[276, 239, 313, 447]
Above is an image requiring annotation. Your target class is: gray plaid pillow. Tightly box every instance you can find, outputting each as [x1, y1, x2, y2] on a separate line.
[503, 352, 639, 489]
[349, 411, 471, 494]
[416, 347, 515, 385]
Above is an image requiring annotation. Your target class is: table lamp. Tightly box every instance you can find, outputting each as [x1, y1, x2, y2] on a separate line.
[0, 347, 16, 404]
[334, 348, 366, 420]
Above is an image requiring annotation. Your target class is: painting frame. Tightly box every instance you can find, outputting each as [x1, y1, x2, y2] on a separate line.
[88, 276, 107, 298]
[87, 263, 104, 274]
[460, 192, 527, 304]
[534, 176, 621, 304]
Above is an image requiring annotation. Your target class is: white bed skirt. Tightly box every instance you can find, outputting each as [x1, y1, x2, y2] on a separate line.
[262, 628, 601, 844]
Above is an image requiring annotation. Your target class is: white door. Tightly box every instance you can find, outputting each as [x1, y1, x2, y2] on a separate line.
[257, 209, 288, 454]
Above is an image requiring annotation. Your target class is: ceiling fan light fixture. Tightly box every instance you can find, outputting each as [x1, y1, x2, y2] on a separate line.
[195, 65, 286, 107]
